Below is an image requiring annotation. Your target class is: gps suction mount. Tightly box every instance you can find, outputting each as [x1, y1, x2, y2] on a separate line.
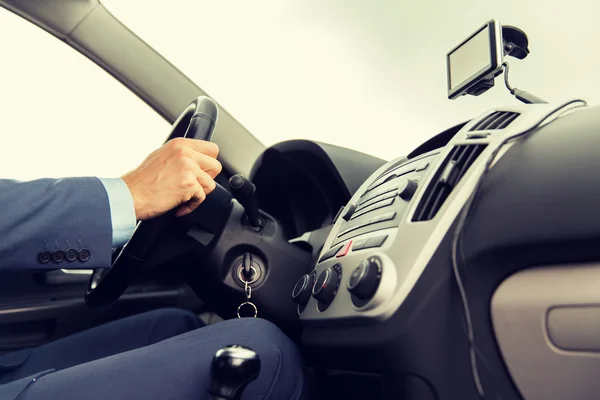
[502, 25, 529, 60]
[501, 26, 546, 104]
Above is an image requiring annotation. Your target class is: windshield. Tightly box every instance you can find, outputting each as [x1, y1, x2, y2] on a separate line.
[102, 0, 599, 161]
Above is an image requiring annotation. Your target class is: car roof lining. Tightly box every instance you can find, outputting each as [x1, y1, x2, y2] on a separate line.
[0, 0, 263, 177]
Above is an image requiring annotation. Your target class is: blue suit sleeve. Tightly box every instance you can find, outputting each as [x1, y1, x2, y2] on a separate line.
[98, 178, 137, 248]
[0, 178, 114, 270]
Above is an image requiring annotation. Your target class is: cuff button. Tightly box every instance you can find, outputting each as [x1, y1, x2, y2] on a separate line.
[38, 251, 51, 264]
[78, 249, 91, 262]
[65, 249, 78, 262]
[51, 250, 65, 263]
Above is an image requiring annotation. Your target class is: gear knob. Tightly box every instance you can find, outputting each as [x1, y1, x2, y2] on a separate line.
[209, 345, 261, 400]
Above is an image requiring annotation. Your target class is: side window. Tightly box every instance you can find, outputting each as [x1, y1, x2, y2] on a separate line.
[0, 8, 170, 181]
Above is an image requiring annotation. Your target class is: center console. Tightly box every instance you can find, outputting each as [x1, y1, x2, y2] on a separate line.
[292, 104, 578, 325]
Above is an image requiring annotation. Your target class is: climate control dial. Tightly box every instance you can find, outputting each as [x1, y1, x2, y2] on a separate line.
[292, 274, 314, 305]
[348, 256, 382, 307]
[312, 264, 342, 311]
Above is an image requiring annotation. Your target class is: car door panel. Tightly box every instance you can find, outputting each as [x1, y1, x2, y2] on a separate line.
[0, 268, 201, 353]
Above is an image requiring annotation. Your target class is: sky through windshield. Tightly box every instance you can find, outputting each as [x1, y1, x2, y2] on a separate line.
[104, 0, 600, 161]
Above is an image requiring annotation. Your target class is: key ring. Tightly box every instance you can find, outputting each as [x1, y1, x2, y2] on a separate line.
[238, 266, 259, 284]
[237, 301, 258, 318]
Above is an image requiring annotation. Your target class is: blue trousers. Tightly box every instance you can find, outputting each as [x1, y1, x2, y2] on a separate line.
[0, 308, 307, 400]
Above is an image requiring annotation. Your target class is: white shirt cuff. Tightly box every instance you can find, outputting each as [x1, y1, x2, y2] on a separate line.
[98, 177, 137, 247]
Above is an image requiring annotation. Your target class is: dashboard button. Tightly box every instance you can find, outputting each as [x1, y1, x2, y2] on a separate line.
[352, 239, 368, 251]
[356, 190, 397, 211]
[366, 163, 419, 192]
[366, 172, 401, 192]
[398, 179, 418, 200]
[415, 161, 429, 171]
[348, 257, 382, 301]
[332, 206, 344, 224]
[359, 219, 373, 227]
[351, 197, 395, 220]
[379, 212, 396, 222]
[338, 223, 360, 237]
[358, 187, 397, 207]
[318, 244, 344, 263]
[366, 176, 388, 192]
[466, 132, 490, 139]
[364, 235, 388, 249]
[336, 241, 352, 258]
[356, 218, 378, 229]
[341, 204, 356, 221]
[292, 274, 314, 305]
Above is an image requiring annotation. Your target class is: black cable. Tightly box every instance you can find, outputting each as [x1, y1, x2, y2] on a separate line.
[502, 62, 515, 93]
[450, 99, 587, 399]
[502, 62, 547, 104]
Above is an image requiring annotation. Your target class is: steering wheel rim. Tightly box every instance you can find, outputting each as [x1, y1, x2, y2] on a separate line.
[84, 96, 219, 309]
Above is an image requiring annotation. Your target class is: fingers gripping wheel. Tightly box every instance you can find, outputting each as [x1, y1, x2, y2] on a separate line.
[84, 96, 219, 309]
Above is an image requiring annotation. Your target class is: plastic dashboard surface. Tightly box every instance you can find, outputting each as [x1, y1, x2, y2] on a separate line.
[299, 103, 584, 325]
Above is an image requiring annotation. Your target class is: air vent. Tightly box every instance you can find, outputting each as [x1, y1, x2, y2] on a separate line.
[470, 111, 519, 131]
[412, 144, 487, 221]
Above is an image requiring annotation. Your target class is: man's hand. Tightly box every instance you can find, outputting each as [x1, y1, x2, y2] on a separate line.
[122, 138, 222, 221]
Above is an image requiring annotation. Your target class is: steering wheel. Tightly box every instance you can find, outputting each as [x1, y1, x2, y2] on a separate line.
[84, 96, 219, 309]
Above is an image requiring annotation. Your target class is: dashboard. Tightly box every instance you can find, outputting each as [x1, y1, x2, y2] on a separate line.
[250, 140, 386, 239]
[186, 100, 600, 400]
[280, 101, 600, 400]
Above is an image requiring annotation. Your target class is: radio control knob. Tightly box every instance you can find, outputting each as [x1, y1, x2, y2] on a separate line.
[398, 179, 418, 200]
[292, 274, 313, 305]
[348, 257, 382, 301]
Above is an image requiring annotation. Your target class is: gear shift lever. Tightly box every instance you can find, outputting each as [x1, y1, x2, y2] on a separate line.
[229, 174, 261, 228]
[209, 345, 261, 400]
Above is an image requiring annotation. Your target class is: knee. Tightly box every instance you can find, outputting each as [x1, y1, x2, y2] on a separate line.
[206, 318, 307, 399]
[151, 307, 202, 326]
[139, 308, 204, 342]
